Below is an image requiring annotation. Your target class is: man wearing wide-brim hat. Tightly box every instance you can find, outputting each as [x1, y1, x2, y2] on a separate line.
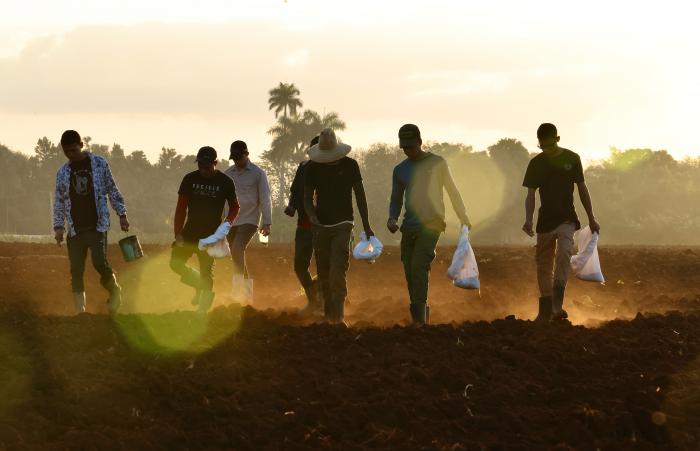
[304, 128, 374, 326]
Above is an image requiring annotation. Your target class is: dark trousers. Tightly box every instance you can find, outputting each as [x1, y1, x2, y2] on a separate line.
[313, 223, 353, 320]
[227, 224, 258, 278]
[400, 228, 441, 305]
[294, 228, 315, 288]
[67, 230, 117, 293]
[169, 242, 215, 291]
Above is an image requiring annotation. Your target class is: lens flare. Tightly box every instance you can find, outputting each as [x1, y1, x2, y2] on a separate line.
[113, 248, 242, 354]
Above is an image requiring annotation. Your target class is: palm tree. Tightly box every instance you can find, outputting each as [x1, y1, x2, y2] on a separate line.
[268, 82, 303, 118]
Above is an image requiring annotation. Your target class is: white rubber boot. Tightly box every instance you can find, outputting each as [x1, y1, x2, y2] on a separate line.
[73, 292, 86, 314]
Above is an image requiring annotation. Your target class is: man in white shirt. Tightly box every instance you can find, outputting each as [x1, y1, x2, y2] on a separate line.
[223, 140, 272, 303]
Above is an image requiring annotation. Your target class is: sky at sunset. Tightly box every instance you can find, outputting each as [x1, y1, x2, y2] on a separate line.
[1, 0, 699, 163]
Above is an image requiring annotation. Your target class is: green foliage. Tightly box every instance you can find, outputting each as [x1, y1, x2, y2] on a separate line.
[267, 82, 303, 118]
[3, 83, 699, 244]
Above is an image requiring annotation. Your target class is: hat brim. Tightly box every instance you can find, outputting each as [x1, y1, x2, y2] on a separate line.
[307, 143, 352, 163]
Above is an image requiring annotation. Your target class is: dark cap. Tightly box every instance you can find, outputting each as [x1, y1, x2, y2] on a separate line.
[398, 124, 421, 148]
[230, 140, 248, 160]
[196, 146, 217, 164]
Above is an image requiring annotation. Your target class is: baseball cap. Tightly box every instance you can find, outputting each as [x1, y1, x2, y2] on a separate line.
[399, 124, 421, 148]
[196, 146, 217, 164]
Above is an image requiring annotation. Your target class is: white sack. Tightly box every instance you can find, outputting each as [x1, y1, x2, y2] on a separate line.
[352, 233, 383, 262]
[198, 222, 232, 258]
[447, 225, 480, 290]
[570, 226, 605, 283]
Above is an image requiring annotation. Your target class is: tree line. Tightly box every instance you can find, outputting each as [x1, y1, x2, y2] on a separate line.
[1, 83, 698, 244]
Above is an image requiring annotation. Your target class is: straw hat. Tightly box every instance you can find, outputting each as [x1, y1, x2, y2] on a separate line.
[307, 128, 351, 163]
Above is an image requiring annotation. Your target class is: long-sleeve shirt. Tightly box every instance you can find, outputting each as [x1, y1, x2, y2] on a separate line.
[53, 153, 126, 237]
[223, 162, 272, 227]
[389, 153, 468, 232]
[289, 160, 312, 229]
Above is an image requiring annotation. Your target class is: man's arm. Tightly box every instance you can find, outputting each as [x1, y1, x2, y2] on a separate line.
[173, 194, 188, 244]
[442, 163, 471, 229]
[258, 171, 272, 236]
[577, 181, 601, 233]
[103, 162, 129, 231]
[303, 185, 319, 225]
[286, 163, 304, 216]
[353, 181, 374, 237]
[387, 167, 404, 233]
[225, 197, 240, 224]
[522, 188, 536, 237]
[53, 169, 66, 245]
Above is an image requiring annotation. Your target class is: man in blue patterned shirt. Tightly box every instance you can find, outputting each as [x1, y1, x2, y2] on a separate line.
[53, 130, 130, 314]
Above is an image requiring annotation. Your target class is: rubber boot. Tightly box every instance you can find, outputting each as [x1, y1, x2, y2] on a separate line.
[335, 298, 347, 327]
[535, 296, 552, 323]
[108, 284, 122, 314]
[231, 274, 251, 305]
[191, 289, 201, 306]
[198, 290, 215, 314]
[73, 292, 86, 314]
[323, 293, 335, 321]
[410, 303, 427, 326]
[551, 284, 568, 320]
[300, 280, 321, 315]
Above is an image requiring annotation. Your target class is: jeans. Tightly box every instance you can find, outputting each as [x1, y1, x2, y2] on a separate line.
[294, 227, 315, 288]
[313, 223, 353, 320]
[227, 224, 259, 277]
[535, 222, 576, 297]
[67, 230, 117, 293]
[169, 241, 215, 291]
[400, 228, 441, 305]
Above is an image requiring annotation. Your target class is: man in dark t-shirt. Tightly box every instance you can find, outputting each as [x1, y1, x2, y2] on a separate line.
[522, 123, 601, 322]
[285, 135, 322, 314]
[170, 146, 239, 313]
[304, 128, 374, 326]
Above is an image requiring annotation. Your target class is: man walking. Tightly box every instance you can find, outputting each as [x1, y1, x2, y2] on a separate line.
[170, 146, 238, 313]
[53, 129, 130, 314]
[285, 135, 322, 314]
[522, 123, 600, 322]
[224, 140, 272, 304]
[304, 128, 373, 326]
[388, 124, 472, 325]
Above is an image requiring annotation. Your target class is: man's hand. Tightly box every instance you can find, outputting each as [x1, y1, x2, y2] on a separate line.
[522, 220, 535, 237]
[365, 227, 375, 238]
[284, 205, 295, 217]
[387, 218, 399, 234]
[589, 218, 601, 234]
[461, 218, 473, 231]
[54, 227, 64, 246]
[119, 214, 130, 232]
[309, 215, 321, 226]
[175, 233, 185, 246]
[260, 224, 271, 237]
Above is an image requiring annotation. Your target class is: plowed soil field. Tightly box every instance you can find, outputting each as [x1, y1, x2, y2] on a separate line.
[1, 242, 699, 450]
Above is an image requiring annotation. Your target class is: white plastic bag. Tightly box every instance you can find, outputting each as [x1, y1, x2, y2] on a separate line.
[447, 225, 480, 289]
[198, 222, 232, 258]
[570, 226, 604, 283]
[352, 233, 383, 262]
[206, 238, 231, 258]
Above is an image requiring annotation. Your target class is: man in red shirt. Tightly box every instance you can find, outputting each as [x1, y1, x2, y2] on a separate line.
[285, 135, 321, 314]
[171, 147, 239, 313]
